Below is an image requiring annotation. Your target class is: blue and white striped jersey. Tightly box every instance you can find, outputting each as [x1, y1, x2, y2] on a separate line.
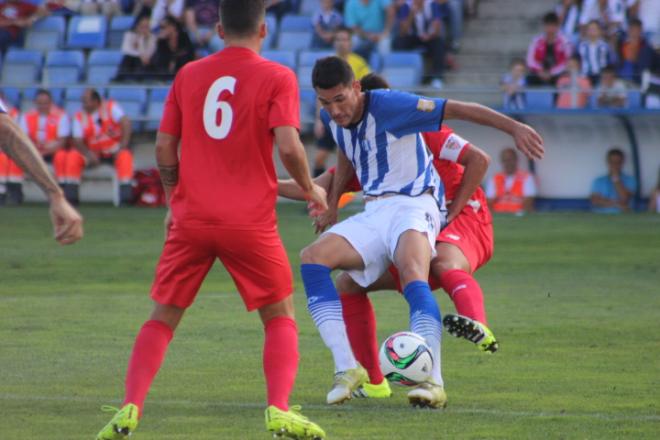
[321, 89, 446, 204]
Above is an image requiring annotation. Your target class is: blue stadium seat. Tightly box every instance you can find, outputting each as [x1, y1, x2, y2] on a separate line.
[109, 15, 134, 49]
[45, 50, 85, 85]
[381, 52, 423, 88]
[526, 90, 554, 110]
[264, 14, 278, 50]
[25, 16, 66, 51]
[300, 0, 319, 16]
[64, 100, 82, 115]
[1, 50, 43, 85]
[369, 52, 382, 73]
[67, 15, 108, 49]
[277, 15, 312, 51]
[87, 50, 123, 84]
[627, 90, 641, 109]
[0, 87, 21, 108]
[64, 87, 105, 114]
[297, 50, 333, 88]
[299, 89, 316, 127]
[145, 87, 169, 130]
[262, 50, 297, 70]
[107, 87, 147, 131]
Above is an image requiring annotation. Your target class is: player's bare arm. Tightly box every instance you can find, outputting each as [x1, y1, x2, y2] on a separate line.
[119, 115, 132, 150]
[0, 113, 83, 245]
[274, 126, 328, 215]
[448, 144, 491, 222]
[156, 131, 179, 235]
[277, 171, 334, 201]
[314, 149, 354, 233]
[443, 100, 545, 161]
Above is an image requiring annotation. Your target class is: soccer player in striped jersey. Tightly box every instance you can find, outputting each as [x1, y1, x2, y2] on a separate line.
[299, 57, 543, 409]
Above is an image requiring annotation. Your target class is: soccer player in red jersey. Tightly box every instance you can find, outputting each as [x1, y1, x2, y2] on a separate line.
[96, 1, 327, 439]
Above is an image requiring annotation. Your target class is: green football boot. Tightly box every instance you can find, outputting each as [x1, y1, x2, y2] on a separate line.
[353, 380, 393, 398]
[407, 381, 448, 409]
[265, 405, 326, 439]
[443, 313, 499, 353]
[96, 404, 139, 440]
[326, 365, 369, 404]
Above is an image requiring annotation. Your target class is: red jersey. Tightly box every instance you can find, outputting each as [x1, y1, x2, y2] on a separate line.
[332, 126, 491, 224]
[160, 47, 300, 228]
[0, 1, 38, 38]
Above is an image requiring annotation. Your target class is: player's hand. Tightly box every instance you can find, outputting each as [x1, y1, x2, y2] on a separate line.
[447, 204, 460, 224]
[49, 194, 84, 245]
[163, 209, 173, 241]
[512, 122, 544, 161]
[305, 183, 328, 217]
[314, 205, 337, 234]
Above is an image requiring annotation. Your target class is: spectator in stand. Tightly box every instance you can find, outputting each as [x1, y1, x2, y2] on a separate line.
[577, 20, 614, 85]
[311, 26, 371, 177]
[556, 55, 592, 108]
[579, 0, 626, 42]
[116, 14, 157, 81]
[501, 58, 527, 110]
[590, 148, 636, 213]
[63, 88, 133, 205]
[486, 148, 537, 214]
[635, 0, 660, 39]
[618, 18, 650, 83]
[642, 37, 660, 108]
[344, 0, 395, 60]
[148, 15, 195, 79]
[555, 0, 581, 43]
[596, 65, 627, 107]
[311, 0, 344, 49]
[0, 94, 22, 204]
[526, 12, 572, 86]
[392, 0, 446, 87]
[0, 0, 47, 53]
[79, 0, 122, 17]
[149, 0, 185, 30]
[648, 167, 660, 213]
[184, 0, 218, 49]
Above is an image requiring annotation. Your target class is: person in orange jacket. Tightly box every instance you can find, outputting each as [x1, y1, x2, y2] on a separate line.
[485, 147, 537, 214]
[64, 88, 133, 205]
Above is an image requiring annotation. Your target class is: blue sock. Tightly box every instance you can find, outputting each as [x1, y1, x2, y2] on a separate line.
[403, 280, 443, 385]
[301, 264, 357, 372]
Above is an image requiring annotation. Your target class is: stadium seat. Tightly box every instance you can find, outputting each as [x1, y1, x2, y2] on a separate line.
[627, 90, 642, 109]
[369, 52, 382, 73]
[299, 89, 316, 127]
[107, 87, 147, 131]
[25, 16, 66, 51]
[297, 50, 333, 88]
[145, 87, 169, 131]
[67, 15, 108, 49]
[87, 50, 124, 85]
[109, 15, 134, 49]
[64, 87, 105, 115]
[1, 49, 43, 85]
[262, 50, 297, 70]
[0, 87, 21, 108]
[525, 90, 555, 110]
[380, 52, 423, 88]
[263, 14, 278, 50]
[300, 0, 318, 16]
[277, 15, 312, 51]
[44, 50, 85, 85]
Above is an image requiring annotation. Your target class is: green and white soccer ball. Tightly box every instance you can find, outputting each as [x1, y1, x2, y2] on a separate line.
[379, 331, 433, 386]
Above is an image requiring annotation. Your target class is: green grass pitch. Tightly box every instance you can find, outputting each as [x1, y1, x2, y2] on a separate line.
[1, 204, 659, 439]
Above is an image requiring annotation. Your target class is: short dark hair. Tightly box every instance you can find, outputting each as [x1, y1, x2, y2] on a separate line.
[220, 0, 265, 38]
[569, 54, 581, 64]
[88, 88, 102, 103]
[510, 57, 526, 68]
[312, 56, 354, 90]
[543, 12, 559, 25]
[35, 88, 51, 99]
[359, 73, 390, 91]
[629, 18, 643, 28]
[607, 148, 625, 160]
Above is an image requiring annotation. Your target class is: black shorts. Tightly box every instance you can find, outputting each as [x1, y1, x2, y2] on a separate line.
[316, 129, 336, 151]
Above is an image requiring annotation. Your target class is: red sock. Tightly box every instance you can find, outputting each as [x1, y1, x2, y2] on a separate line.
[123, 320, 173, 415]
[263, 316, 299, 411]
[440, 269, 488, 325]
[340, 293, 384, 384]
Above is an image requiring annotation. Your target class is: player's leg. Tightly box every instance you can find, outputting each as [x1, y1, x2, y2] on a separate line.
[0, 152, 8, 204]
[300, 231, 371, 404]
[113, 150, 133, 205]
[434, 218, 498, 352]
[63, 150, 86, 204]
[337, 271, 394, 397]
[97, 227, 213, 440]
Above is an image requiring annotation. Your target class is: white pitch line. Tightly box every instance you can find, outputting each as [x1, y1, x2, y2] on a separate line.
[0, 394, 658, 423]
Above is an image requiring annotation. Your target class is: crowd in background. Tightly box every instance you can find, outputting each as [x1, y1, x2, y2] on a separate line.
[502, 0, 660, 110]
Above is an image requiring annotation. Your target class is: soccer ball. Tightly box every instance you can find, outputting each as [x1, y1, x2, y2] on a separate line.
[379, 331, 433, 386]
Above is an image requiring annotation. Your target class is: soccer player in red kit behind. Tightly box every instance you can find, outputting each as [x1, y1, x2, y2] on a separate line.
[96, 1, 327, 439]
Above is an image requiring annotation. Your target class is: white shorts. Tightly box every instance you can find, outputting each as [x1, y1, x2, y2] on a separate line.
[324, 193, 443, 287]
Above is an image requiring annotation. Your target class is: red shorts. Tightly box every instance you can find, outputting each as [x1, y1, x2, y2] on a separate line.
[388, 212, 494, 292]
[150, 225, 293, 311]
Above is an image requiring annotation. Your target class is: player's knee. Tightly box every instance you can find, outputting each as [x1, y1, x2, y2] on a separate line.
[335, 271, 362, 293]
[300, 243, 328, 265]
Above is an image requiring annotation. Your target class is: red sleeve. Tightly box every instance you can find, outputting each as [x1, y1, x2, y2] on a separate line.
[328, 166, 362, 192]
[422, 130, 449, 158]
[159, 74, 182, 137]
[268, 67, 300, 130]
